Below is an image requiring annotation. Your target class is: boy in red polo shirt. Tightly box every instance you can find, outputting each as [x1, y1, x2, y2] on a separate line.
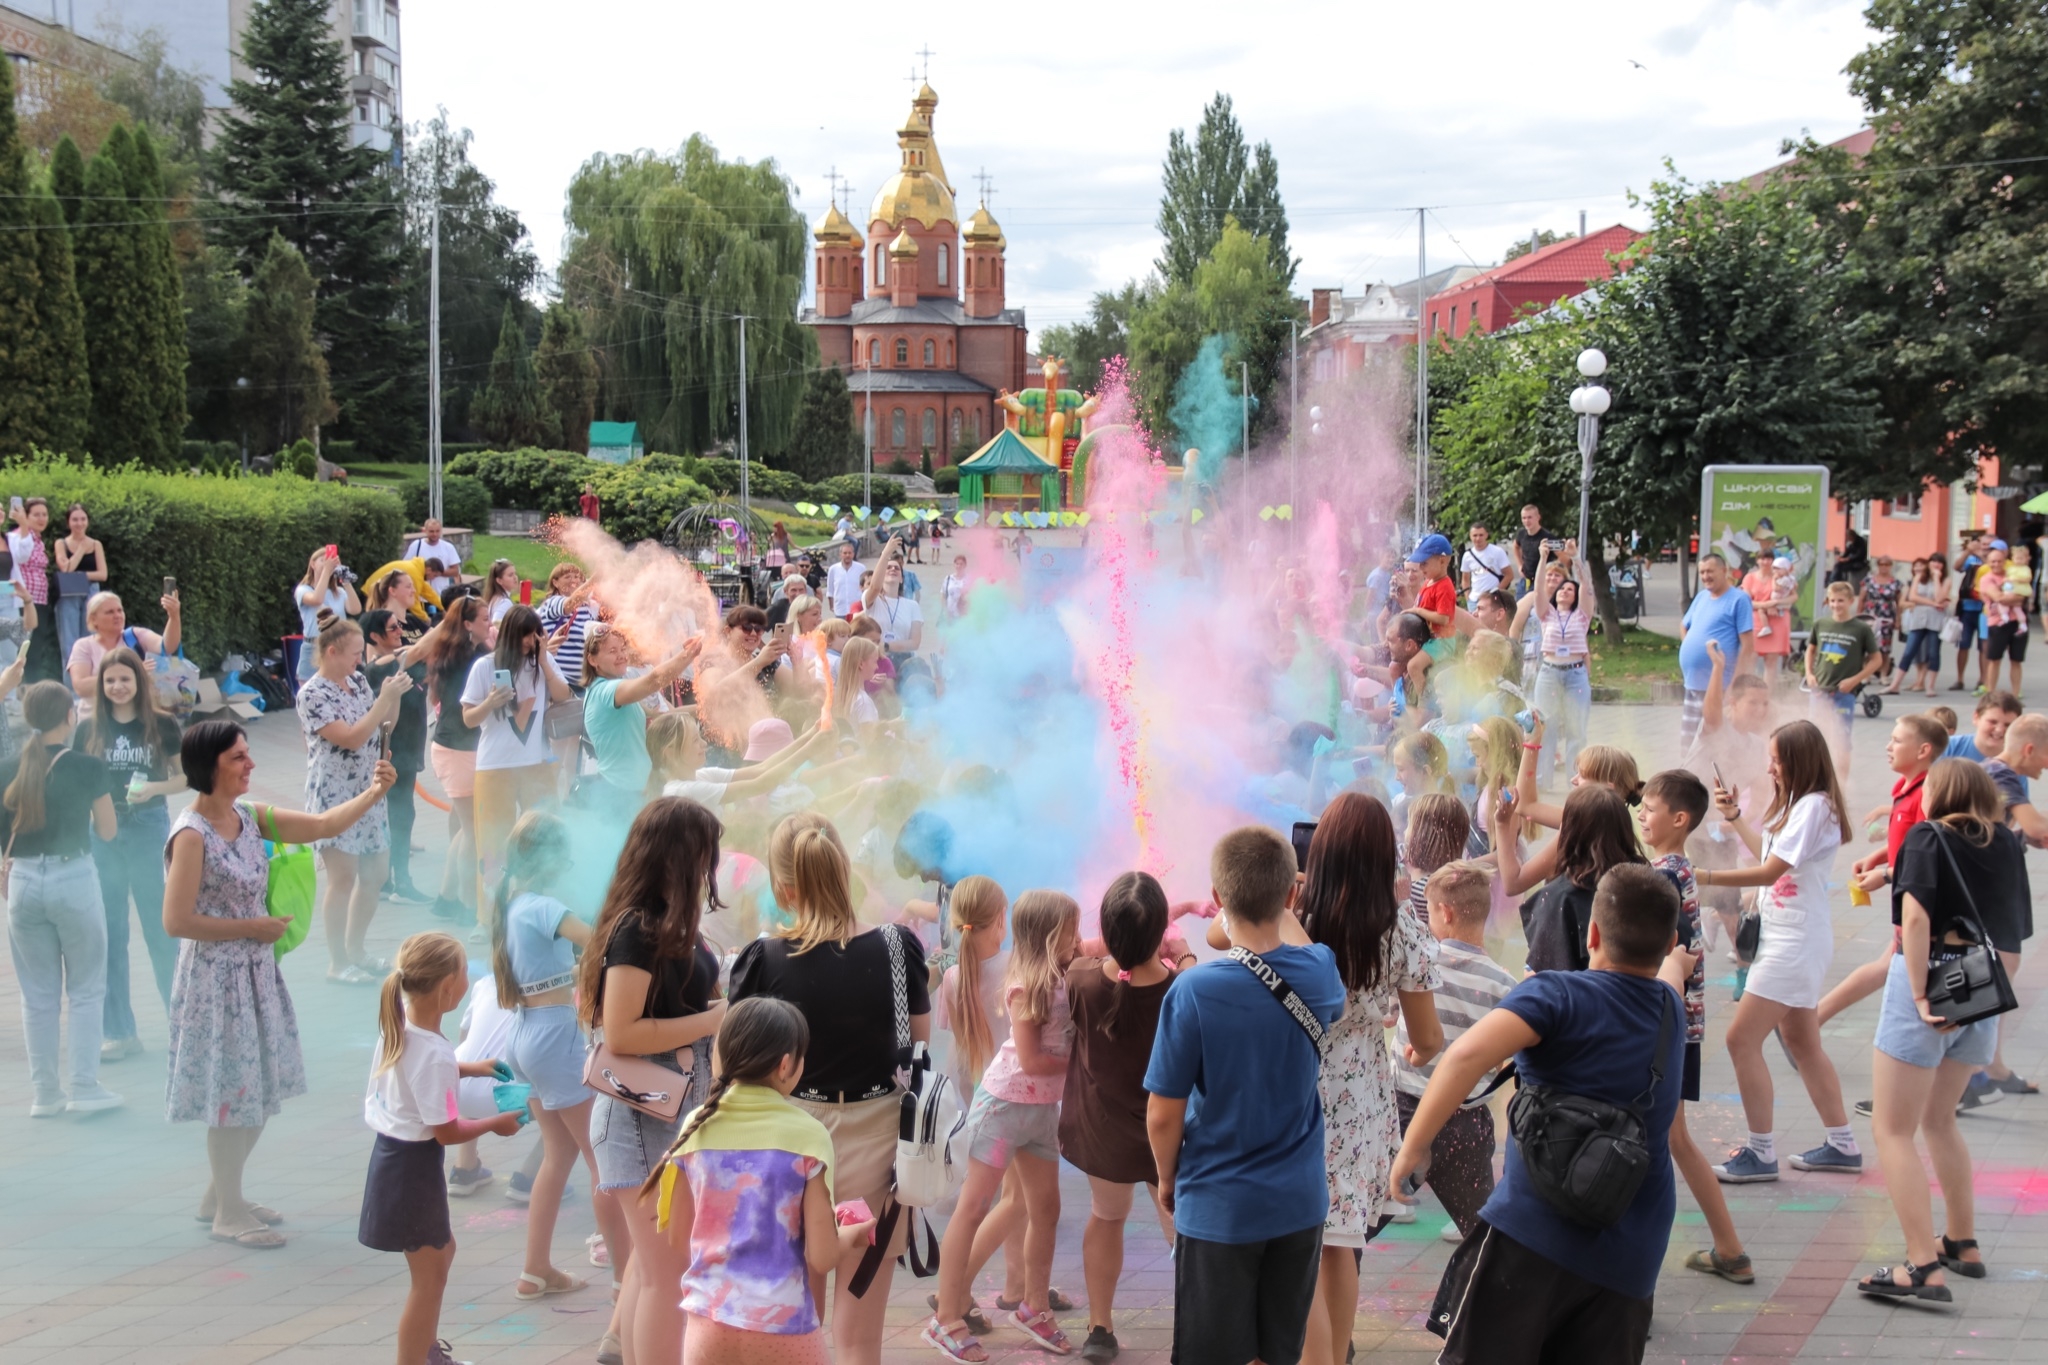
[1408, 533, 1459, 659]
[1817, 713, 1946, 1028]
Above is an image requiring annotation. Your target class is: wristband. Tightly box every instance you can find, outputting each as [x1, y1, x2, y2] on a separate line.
[1522, 742, 1541, 751]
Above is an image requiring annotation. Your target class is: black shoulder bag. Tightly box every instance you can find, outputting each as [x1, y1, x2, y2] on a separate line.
[1922, 827, 2019, 1029]
[1505, 986, 1673, 1230]
[1226, 945, 1326, 1049]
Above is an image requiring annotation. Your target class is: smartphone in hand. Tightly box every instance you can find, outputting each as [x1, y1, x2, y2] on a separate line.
[493, 668, 513, 693]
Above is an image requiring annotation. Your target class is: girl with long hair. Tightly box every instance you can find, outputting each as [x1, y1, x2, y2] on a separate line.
[1503, 738, 1646, 891]
[367, 568, 427, 645]
[489, 811, 632, 1305]
[928, 890, 1081, 1361]
[1388, 730, 1452, 832]
[1698, 720, 1858, 1184]
[1294, 794, 1444, 1365]
[578, 621, 702, 811]
[293, 545, 361, 682]
[1502, 784, 1647, 973]
[581, 797, 728, 1365]
[460, 603, 571, 916]
[420, 595, 490, 923]
[1897, 555, 1951, 695]
[832, 636, 884, 730]
[165, 720, 394, 1245]
[1532, 575, 1593, 782]
[1402, 793, 1471, 927]
[480, 557, 519, 630]
[646, 998, 871, 1365]
[79, 646, 187, 1058]
[730, 814, 932, 1365]
[299, 616, 412, 982]
[50, 502, 107, 669]
[361, 932, 526, 1365]
[6, 680, 120, 1112]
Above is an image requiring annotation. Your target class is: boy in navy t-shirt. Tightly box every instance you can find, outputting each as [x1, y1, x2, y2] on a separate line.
[1392, 864, 1688, 1365]
[1146, 826, 1346, 1365]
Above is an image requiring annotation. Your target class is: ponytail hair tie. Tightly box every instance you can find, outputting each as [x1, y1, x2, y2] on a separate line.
[1115, 969, 1132, 983]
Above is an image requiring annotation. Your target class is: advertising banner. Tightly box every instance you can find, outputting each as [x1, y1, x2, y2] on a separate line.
[1700, 465, 1831, 623]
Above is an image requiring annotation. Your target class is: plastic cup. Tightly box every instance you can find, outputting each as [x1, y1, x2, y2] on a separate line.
[492, 1081, 533, 1113]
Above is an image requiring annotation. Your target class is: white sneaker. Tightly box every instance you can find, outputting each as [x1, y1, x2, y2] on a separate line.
[1441, 1222, 1464, 1243]
[29, 1096, 66, 1118]
[1381, 1198, 1416, 1225]
[66, 1089, 124, 1114]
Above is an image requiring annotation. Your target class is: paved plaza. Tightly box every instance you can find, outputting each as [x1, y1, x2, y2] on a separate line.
[1, 693, 2044, 1365]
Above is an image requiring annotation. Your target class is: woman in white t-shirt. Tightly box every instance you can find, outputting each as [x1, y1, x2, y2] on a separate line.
[459, 605, 570, 912]
[479, 558, 519, 636]
[861, 542, 924, 660]
[293, 547, 361, 681]
[1698, 720, 1859, 1183]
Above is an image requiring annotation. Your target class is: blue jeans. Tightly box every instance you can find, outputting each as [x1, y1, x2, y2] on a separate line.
[6, 853, 110, 1102]
[93, 803, 175, 1041]
[1899, 627, 1942, 673]
[55, 593, 87, 684]
[1533, 662, 1592, 782]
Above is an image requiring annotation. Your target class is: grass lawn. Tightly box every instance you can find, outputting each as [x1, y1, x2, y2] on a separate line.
[336, 462, 422, 486]
[465, 532, 566, 583]
[1588, 625, 1680, 701]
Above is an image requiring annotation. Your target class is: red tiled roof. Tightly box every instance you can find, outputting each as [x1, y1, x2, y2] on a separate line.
[1430, 224, 1642, 299]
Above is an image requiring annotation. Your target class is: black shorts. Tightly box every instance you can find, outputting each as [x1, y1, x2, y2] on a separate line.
[1429, 1222, 1653, 1365]
[1683, 1040, 1702, 1104]
[359, 1133, 453, 1253]
[1987, 622, 2028, 662]
[1172, 1223, 1323, 1365]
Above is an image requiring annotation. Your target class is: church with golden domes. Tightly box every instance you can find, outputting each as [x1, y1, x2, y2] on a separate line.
[802, 84, 1029, 466]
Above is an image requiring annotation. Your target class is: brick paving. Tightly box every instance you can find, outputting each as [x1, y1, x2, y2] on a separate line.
[0, 701, 2042, 1364]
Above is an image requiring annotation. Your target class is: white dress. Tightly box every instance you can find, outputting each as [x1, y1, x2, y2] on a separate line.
[1742, 792, 1843, 1009]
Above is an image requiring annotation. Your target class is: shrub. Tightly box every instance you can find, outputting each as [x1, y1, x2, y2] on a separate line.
[587, 465, 712, 543]
[932, 465, 960, 493]
[440, 446, 713, 543]
[398, 473, 490, 535]
[0, 454, 405, 667]
[446, 447, 590, 514]
[810, 473, 905, 507]
[677, 456, 806, 503]
[284, 439, 318, 479]
[883, 457, 917, 477]
[324, 440, 358, 465]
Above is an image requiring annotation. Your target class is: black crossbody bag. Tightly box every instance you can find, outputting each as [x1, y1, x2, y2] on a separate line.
[1505, 986, 1672, 1230]
[1923, 827, 2019, 1029]
[1227, 945, 1326, 1049]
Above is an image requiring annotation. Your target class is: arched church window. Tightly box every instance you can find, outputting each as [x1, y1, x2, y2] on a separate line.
[946, 340, 954, 366]
[923, 339, 935, 366]
[923, 409, 937, 448]
[868, 339, 879, 367]
[896, 338, 909, 366]
[891, 408, 906, 447]
[937, 244, 949, 286]
[875, 245, 885, 286]
[950, 409, 962, 443]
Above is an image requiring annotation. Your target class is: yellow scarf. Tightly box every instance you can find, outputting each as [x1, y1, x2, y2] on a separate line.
[656, 1082, 839, 1230]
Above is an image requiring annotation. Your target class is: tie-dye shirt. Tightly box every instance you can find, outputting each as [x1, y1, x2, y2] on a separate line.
[364, 1022, 460, 1141]
[658, 1083, 838, 1335]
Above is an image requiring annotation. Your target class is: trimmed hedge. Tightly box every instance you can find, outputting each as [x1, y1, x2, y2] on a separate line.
[398, 473, 490, 538]
[0, 455, 405, 667]
[931, 465, 961, 493]
[447, 447, 588, 516]
[812, 473, 905, 507]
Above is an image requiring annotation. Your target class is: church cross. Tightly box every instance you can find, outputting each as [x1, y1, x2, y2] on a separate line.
[915, 46, 936, 82]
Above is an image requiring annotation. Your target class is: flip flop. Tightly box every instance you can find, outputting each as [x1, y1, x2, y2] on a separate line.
[209, 1226, 286, 1249]
[515, 1270, 588, 1300]
[195, 1206, 281, 1225]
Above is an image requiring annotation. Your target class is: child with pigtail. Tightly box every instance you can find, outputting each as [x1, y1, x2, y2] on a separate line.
[643, 997, 873, 1365]
[361, 932, 529, 1365]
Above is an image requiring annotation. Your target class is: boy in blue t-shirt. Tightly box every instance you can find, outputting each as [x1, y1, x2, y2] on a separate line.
[1145, 826, 1345, 1365]
[1392, 864, 1688, 1365]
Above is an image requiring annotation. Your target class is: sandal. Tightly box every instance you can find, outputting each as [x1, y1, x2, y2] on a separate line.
[195, 1205, 281, 1226]
[1684, 1248, 1756, 1284]
[929, 1293, 993, 1336]
[326, 965, 374, 984]
[1013, 1306, 1074, 1355]
[1988, 1073, 2039, 1095]
[1939, 1235, 1987, 1279]
[208, 1225, 286, 1249]
[999, 1289, 1076, 1313]
[515, 1270, 587, 1300]
[920, 1316, 989, 1364]
[1857, 1259, 1953, 1303]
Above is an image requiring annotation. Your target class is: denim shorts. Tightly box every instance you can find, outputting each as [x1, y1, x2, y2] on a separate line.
[505, 1005, 589, 1111]
[591, 1048, 689, 1192]
[1874, 954, 1998, 1070]
[965, 1087, 1059, 1168]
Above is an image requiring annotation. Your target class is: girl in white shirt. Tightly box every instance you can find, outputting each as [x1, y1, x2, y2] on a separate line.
[459, 605, 571, 917]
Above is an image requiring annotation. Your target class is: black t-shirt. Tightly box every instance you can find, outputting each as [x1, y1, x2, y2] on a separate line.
[1521, 877, 1595, 973]
[75, 713, 181, 822]
[764, 597, 793, 629]
[0, 746, 113, 858]
[596, 909, 719, 1022]
[1514, 526, 1553, 581]
[430, 644, 485, 752]
[365, 653, 429, 770]
[1894, 821, 2032, 954]
[730, 926, 929, 1103]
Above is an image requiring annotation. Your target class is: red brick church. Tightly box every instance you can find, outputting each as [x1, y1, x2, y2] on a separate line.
[802, 84, 1030, 465]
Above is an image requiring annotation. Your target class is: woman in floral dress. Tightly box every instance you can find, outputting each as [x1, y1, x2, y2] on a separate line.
[1296, 792, 1443, 1365]
[163, 719, 394, 1248]
[298, 616, 411, 983]
[1858, 556, 1903, 691]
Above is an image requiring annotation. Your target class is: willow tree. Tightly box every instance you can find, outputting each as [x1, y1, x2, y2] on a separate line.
[560, 135, 814, 455]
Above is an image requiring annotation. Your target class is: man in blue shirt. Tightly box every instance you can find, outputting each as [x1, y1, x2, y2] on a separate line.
[1677, 553, 1755, 752]
[1945, 689, 2019, 762]
[1393, 865, 1687, 1365]
[1146, 826, 1346, 1365]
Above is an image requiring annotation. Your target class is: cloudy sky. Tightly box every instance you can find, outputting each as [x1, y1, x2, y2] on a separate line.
[402, 0, 1875, 341]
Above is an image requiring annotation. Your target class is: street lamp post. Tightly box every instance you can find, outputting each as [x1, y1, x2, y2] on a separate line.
[1568, 349, 1611, 560]
[236, 376, 250, 472]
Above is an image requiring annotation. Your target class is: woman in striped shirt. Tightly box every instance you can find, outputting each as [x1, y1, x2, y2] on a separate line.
[1532, 573, 1592, 787]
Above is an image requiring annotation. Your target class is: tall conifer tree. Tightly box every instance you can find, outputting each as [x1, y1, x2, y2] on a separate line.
[0, 59, 90, 456]
[76, 147, 161, 463]
[128, 127, 188, 458]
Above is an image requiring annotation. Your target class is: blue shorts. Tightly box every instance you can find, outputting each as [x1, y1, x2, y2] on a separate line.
[505, 1004, 590, 1110]
[1873, 954, 1998, 1070]
[965, 1087, 1060, 1168]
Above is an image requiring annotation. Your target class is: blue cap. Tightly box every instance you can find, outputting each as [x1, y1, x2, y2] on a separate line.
[1408, 533, 1454, 563]
[1990, 538, 2009, 552]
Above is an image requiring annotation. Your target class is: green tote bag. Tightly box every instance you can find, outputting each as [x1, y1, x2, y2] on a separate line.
[250, 803, 316, 959]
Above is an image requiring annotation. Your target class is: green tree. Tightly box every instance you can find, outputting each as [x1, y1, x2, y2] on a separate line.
[180, 245, 250, 452]
[473, 304, 545, 449]
[48, 134, 85, 226]
[30, 185, 91, 454]
[533, 304, 598, 451]
[216, 0, 416, 453]
[1156, 94, 1294, 287]
[561, 134, 815, 455]
[242, 232, 333, 451]
[1786, 0, 2048, 498]
[1504, 228, 1573, 261]
[404, 110, 540, 442]
[100, 26, 208, 166]
[126, 126, 188, 458]
[76, 145, 162, 464]
[779, 365, 861, 484]
[1038, 281, 1145, 393]
[0, 59, 90, 457]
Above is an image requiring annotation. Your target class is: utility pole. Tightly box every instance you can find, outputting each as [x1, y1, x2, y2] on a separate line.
[737, 314, 751, 548]
[1289, 317, 1299, 543]
[1414, 207, 1428, 533]
[1241, 360, 1252, 535]
[863, 354, 873, 514]
[427, 199, 442, 521]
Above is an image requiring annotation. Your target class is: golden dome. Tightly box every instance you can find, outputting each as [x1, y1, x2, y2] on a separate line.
[963, 204, 1005, 250]
[914, 82, 938, 108]
[869, 92, 956, 229]
[814, 202, 863, 249]
[888, 227, 920, 258]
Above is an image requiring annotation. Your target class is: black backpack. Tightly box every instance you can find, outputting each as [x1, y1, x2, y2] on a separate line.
[1505, 986, 1673, 1229]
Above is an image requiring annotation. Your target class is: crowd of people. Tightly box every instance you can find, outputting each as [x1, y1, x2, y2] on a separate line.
[2, 500, 2036, 1365]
